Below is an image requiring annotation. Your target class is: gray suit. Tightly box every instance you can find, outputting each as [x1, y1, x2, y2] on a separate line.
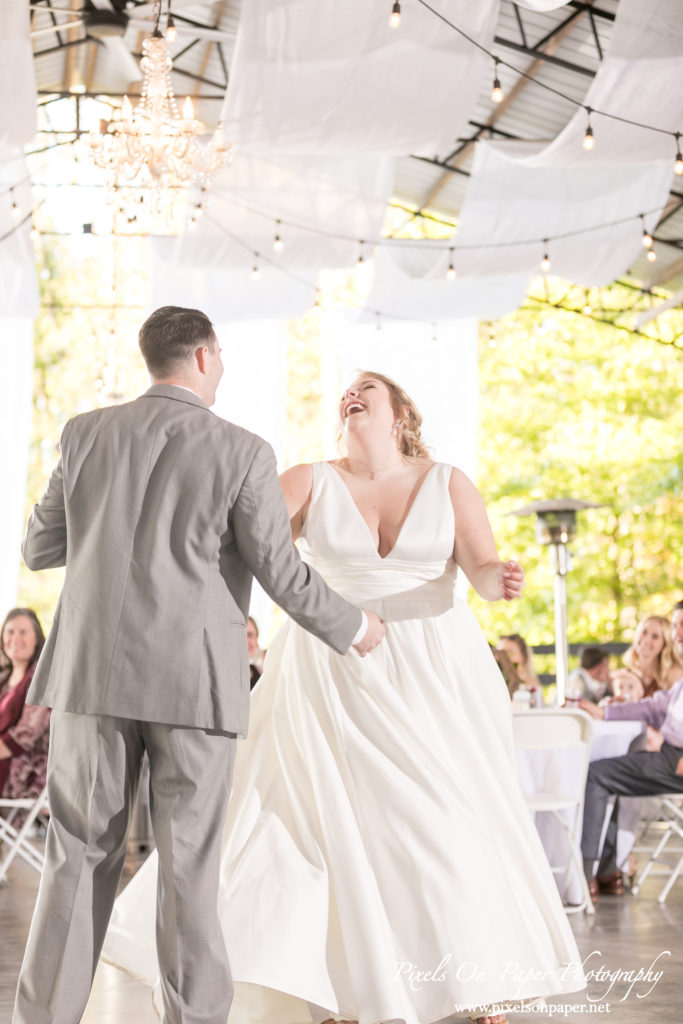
[14, 384, 360, 1024]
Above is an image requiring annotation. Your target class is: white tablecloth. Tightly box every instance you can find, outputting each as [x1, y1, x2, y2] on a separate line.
[515, 714, 645, 904]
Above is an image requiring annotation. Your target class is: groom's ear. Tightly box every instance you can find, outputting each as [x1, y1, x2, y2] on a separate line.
[195, 344, 210, 375]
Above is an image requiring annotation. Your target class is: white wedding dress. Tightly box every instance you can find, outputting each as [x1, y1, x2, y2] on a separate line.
[103, 462, 585, 1022]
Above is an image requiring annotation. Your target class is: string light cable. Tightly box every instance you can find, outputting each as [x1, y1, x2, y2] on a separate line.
[413, 0, 683, 167]
[0, 202, 45, 245]
[208, 187, 674, 259]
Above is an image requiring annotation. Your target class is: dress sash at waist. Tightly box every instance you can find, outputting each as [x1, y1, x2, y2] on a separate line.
[306, 557, 458, 621]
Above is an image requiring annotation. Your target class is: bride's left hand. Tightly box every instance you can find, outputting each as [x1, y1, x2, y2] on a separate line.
[500, 560, 524, 601]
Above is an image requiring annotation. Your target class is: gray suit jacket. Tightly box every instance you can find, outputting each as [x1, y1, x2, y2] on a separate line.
[22, 384, 361, 735]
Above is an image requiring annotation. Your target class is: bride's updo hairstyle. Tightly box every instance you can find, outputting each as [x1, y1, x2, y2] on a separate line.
[355, 371, 431, 461]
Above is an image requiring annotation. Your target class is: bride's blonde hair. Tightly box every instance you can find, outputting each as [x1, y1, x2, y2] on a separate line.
[348, 371, 431, 461]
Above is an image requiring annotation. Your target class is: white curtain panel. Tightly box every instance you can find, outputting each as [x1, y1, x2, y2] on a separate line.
[0, 320, 34, 615]
[450, 0, 683, 288]
[211, 318, 289, 640]
[513, 0, 572, 10]
[1, 152, 39, 317]
[221, 0, 498, 155]
[0, 1, 36, 148]
[0, 224, 40, 317]
[150, 236, 317, 321]
[360, 248, 529, 320]
[453, 141, 673, 286]
[200, 152, 394, 270]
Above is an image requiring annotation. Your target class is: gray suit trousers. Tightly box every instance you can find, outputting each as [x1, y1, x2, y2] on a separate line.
[13, 711, 236, 1024]
[581, 743, 683, 875]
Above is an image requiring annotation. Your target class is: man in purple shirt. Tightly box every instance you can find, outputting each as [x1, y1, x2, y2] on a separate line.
[580, 600, 683, 901]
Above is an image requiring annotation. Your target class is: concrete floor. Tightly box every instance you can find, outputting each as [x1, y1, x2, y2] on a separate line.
[2, 844, 682, 1023]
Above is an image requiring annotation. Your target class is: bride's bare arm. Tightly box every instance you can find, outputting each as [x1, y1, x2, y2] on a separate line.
[279, 464, 314, 540]
[448, 467, 524, 602]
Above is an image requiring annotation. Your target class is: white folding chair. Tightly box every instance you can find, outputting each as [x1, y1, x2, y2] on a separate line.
[631, 794, 683, 903]
[0, 785, 49, 884]
[512, 708, 595, 915]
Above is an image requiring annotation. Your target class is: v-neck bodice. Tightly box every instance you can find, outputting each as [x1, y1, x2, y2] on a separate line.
[298, 461, 458, 614]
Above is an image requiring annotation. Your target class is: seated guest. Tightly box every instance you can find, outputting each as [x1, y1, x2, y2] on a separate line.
[0, 608, 50, 804]
[568, 646, 612, 703]
[622, 614, 682, 696]
[603, 668, 644, 704]
[580, 601, 683, 902]
[491, 645, 524, 698]
[498, 632, 542, 705]
[247, 616, 266, 689]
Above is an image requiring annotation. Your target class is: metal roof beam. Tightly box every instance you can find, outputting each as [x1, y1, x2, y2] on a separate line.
[34, 36, 94, 59]
[409, 4, 598, 221]
[532, 9, 584, 51]
[193, 0, 228, 96]
[512, 5, 529, 48]
[567, 1, 615, 22]
[493, 34, 596, 77]
[588, 10, 604, 60]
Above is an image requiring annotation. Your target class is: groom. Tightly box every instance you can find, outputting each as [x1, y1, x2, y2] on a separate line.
[13, 306, 384, 1024]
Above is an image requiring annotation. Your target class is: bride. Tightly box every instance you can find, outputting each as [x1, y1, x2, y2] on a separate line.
[104, 372, 585, 1024]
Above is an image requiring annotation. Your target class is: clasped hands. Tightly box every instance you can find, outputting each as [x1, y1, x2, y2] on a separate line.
[353, 610, 385, 657]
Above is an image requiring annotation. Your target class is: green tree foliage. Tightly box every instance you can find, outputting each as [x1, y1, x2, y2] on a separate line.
[471, 292, 683, 651]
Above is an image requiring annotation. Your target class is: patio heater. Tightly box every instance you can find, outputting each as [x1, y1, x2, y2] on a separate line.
[510, 499, 602, 707]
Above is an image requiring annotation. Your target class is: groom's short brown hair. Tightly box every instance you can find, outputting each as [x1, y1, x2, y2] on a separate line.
[139, 306, 216, 377]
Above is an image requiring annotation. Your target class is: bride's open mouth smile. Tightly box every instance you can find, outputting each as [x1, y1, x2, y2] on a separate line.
[343, 401, 367, 419]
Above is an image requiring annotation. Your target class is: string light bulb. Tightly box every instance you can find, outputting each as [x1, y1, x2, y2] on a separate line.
[491, 59, 504, 104]
[540, 242, 551, 273]
[647, 247, 657, 262]
[389, 2, 401, 28]
[583, 107, 594, 150]
[446, 249, 456, 280]
[166, 15, 177, 42]
[640, 214, 653, 249]
[10, 189, 20, 220]
[251, 258, 261, 281]
[357, 240, 365, 266]
[273, 220, 283, 252]
[675, 134, 683, 175]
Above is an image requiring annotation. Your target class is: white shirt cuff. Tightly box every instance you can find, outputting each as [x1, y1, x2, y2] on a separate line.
[351, 611, 368, 646]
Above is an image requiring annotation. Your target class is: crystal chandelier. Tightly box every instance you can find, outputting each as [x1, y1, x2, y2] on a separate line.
[87, 10, 229, 202]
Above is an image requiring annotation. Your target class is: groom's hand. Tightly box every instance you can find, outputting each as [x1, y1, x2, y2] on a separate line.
[352, 611, 385, 656]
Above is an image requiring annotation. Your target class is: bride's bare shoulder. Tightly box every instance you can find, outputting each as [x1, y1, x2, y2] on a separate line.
[279, 463, 314, 507]
[446, 466, 484, 504]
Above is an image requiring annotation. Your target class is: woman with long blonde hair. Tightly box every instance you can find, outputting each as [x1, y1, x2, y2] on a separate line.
[623, 614, 683, 695]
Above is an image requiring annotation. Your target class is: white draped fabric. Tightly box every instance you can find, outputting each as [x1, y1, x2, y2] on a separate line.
[452, 142, 673, 286]
[0, 223, 40, 316]
[155, 0, 683, 321]
[150, 236, 317, 321]
[221, 0, 498, 156]
[514, 0, 572, 10]
[155, 153, 394, 319]
[203, 152, 393, 271]
[361, 246, 529, 319]
[0, 0, 36, 148]
[449, 0, 683, 287]
[1, 150, 38, 611]
[0, 321, 34, 614]
[212, 319, 290, 638]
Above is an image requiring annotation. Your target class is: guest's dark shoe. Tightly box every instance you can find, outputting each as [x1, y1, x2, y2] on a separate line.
[588, 877, 599, 904]
[597, 871, 625, 895]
